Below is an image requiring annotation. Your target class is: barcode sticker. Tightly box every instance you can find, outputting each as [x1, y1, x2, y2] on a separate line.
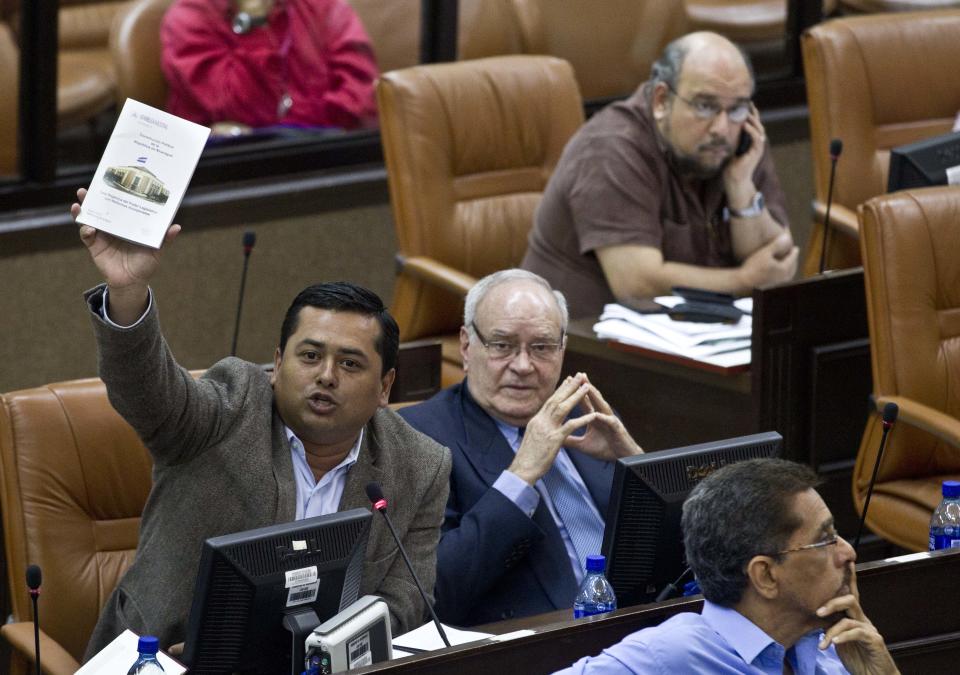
[284, 566, 318, 588]
[347, 631, 372, 669]
[286, 581, 319, 607]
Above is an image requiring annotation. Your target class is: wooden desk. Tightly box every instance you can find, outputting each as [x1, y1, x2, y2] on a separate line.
[561, 318, 755, 452]
[560, 271, 876, 549]
[358, 549, 960, 675]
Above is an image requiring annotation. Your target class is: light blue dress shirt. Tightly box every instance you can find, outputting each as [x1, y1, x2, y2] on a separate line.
[287, 426, 361, 520]
[554, 600, 850, 675]
[491, 418, 605, 584]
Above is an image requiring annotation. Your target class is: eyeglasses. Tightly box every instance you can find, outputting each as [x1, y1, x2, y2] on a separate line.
[772, 534, 840, 557]
[665, 83, 751, 124]
[470, 322, 564, 362]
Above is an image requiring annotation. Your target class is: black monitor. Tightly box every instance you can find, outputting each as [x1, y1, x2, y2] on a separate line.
[887, 130, 960, 192]
[183, 507, 372, 675]
[601, 432, 782, 608]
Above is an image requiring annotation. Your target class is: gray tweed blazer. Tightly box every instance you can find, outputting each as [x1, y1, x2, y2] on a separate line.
[82, 286, 451, 660]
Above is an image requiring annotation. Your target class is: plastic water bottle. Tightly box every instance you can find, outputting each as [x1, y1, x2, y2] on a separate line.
[573, 554, 617, 618]
[127, 635, 165, 674]
[929, 480, 960, 551]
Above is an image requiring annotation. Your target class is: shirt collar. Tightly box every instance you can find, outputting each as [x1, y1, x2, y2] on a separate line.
[701, 601, 826, 673]
[492, 417, 523, 452]
[285, 425, 363, 473]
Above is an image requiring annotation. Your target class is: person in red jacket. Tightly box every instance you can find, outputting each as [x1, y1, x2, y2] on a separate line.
[161, 0, 379, 130]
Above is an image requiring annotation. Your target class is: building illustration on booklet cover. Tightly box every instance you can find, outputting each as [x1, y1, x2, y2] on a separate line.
[103, 164, 170, 205]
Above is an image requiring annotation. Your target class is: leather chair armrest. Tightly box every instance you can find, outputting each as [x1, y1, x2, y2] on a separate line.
[398, 255, 477, 297]
[1, 622, 80, 675]
[876, 396, 960, 449]
[812, 200, 859, 239]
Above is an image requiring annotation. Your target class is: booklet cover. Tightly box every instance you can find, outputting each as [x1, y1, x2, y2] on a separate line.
[77, 98, 210, 249]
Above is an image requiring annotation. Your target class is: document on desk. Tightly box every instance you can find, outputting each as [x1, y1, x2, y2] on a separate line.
[594, 301, 752, 368]
[76, 98, 210, 249]
[392, 621, 492, 654]
[76, 629, 186, 674]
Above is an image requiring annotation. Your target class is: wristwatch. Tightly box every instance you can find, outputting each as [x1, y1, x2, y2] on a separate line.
[728, 191, 765, 218]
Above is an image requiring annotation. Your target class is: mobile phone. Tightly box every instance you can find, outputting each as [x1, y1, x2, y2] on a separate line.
[735, 129, 752, 157]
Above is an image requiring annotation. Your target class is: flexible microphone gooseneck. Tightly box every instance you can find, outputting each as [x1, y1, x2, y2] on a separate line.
[364, 482, 451, 648]
[26, 564, 41, 675]
[818, 138, 843, 275]
[655, 566, 692, 603]
[231, 230, 256, 357]
[853, 402, 899, 554]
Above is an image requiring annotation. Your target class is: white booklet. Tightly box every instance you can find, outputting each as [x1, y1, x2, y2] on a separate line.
[76, 98, 210, 249]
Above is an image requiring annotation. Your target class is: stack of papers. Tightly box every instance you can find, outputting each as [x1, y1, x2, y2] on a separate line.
[392, 621, 492, 655]
[593, 297, 753, 368]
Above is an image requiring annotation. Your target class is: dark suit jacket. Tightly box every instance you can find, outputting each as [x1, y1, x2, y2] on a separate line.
[399, 380, 614, 626]
[83, 286, 451, 659]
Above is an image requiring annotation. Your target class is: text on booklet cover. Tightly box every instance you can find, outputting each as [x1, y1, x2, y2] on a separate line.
[77, 99, 210, 249]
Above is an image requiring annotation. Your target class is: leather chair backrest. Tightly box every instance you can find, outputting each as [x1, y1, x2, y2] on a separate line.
[804, 10, 960, 216]
[858, 187, 960, 482]
[59, 0, 129, 51]
[510, 0, 688, 99]
[110, 0, 173, 108]
[347, 0, 529, 75]
[377, 55, 584, 339]
[0, 22, 17, 177]
[0, 378, 152, 663]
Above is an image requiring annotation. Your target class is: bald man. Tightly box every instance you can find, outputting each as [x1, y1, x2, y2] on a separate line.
[523, 31, 798, 318]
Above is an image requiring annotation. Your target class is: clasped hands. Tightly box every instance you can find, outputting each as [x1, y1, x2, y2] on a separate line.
[507, 372, 643, 486]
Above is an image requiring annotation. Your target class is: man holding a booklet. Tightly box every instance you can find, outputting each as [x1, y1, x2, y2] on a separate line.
[72, 190, 451, 660]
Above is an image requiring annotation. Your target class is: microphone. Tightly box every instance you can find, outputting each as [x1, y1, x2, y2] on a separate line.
[818, 138, 843, 274]
[364, 482, 451, 648]
[853, 402, 898, 554]
[230, 230, 256, 357]
[26, 564, 41, 675]
[655, 566, 691, 603]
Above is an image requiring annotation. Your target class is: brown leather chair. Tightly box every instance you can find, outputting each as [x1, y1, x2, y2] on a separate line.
[377, 55, 584, 386]
[684, 1, 837, 43]
[110, 0, 173, 108]
[0, 22, 16, 177]
[840, 0, 960, 12]
[853, 186, 960, 552]
[0, 378, 152, 674]
[800, 9, 960, 276]
[512, 0, 689, 99]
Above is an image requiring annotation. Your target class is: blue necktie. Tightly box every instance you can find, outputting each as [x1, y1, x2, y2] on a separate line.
[520, 428, 603, 571]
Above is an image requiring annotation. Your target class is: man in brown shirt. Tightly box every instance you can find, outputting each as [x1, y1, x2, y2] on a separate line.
[523, 32, 798, 318]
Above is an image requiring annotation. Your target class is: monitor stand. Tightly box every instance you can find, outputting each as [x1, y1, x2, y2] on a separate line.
[283, 608, 320, 675]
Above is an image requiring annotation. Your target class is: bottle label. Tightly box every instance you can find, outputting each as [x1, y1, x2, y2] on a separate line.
[930, 534, 960, 550]
[573, 602, 616, 619]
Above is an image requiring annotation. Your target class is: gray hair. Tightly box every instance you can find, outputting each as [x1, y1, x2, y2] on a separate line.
[681, 458, 820, 607]
[464, 269, 569, 338]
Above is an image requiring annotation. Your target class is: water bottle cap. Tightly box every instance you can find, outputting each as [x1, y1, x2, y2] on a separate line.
[137, 635, 160, 655]
[943, 480, 960, 498]
[585, 554, 606, 572]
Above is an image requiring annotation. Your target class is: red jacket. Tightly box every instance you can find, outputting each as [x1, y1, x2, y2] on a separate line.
[161, 0, 379, 129]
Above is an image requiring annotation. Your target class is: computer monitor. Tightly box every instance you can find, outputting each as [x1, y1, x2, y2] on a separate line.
[183, 507, 372, 675]
[887, 130, 960, 192]
[601, 432, 782, 608]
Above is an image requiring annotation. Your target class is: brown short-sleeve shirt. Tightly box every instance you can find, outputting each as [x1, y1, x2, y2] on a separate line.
[521, 83, 790, 319]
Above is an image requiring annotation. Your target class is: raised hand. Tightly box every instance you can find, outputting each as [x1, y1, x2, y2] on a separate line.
[508, 374, 597, 486]
[816, 562, 899, 675]
[73, 187, 180, 324]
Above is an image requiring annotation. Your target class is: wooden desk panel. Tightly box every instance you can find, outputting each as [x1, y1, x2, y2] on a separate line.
[358, 550, 960, 675]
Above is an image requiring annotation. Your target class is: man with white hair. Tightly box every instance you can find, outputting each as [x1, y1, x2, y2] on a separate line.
[400, 269, 643, 626]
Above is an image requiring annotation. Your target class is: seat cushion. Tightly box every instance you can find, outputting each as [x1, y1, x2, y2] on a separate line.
[58, 49, 114, 127]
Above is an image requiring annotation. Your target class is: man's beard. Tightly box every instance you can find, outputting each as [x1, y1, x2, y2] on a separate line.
[666, 140, 732, 180]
